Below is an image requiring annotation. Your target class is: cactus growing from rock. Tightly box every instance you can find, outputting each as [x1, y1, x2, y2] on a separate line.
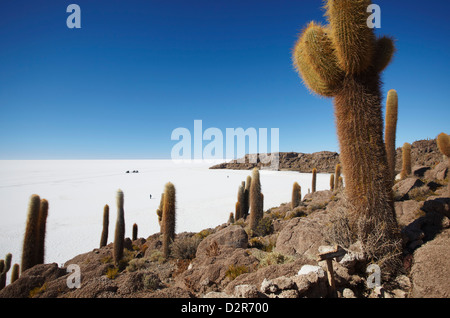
[311, 168, 317, 193]
[21, 194, 41, 273]
[291, 182, 301, 209]
[113, 189, 125, 265]
[400, 143, 412, 180]
[292, 0, 400, 270]
[100, 204, 109, 248]
[249, 168, 263, 232]
[162, 182, 176, 258]
[385, 89, 398, 183]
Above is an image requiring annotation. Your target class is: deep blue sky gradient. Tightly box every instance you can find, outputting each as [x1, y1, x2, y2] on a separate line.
[0, 0, 449, 159]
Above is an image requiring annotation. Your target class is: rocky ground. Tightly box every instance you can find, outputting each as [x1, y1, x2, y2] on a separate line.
[0, 154, 448, 298]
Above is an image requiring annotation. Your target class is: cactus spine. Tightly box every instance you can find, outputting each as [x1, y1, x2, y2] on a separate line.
[113, 189, 125, 265]
[100, 204, 109, 248]
[385, 89, 398, 183]
[291, 182, 301, 209]
[400, 143, 412, 180]
[162, 182, 176, 258]
[21, 195, 41, 273]
[249, 168, 263, 232]
[132, 223, 138, 241]
[311, 168, 317, 193]
[292, 0, 400, 269]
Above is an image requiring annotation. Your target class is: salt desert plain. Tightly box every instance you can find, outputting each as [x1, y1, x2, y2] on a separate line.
[0, 160, 330, 283]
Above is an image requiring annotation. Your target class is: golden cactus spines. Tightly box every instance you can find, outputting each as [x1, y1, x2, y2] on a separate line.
[324, 0, 376, 75]
[385, 89, 398, 184]
[437, 133, 450, 157]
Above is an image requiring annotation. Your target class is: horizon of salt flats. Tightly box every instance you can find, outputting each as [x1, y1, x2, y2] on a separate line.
[0, 159, 331, 274]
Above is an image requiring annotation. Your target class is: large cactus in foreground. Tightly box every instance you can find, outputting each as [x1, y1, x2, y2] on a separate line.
[385, 89, 398, 184]
[162, 182, 176, 258]
[292, 0, 400, 270]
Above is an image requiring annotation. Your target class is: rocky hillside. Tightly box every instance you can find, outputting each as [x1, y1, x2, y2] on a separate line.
[210, 139, 442, 174]
[1, 155, 448, 299]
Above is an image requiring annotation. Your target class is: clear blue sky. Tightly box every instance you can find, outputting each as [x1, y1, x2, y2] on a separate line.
[0, 0, 449, 159]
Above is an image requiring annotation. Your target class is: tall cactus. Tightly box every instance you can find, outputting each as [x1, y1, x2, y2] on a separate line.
[21, 194, 41, 273]
[400, 143, 412, 180]
[436, 132, 450, 192]
[292, 0, 400, 270]
[291, 182, 301, 209]
[243, 175, 252, 218]
[162, 182, 176, 258]
[100, 204, 109, 248]
[330, 174, 335, 191]
[249, 168, 263, 232]
[311, 168, 317, 193]
[236, 184, 245, 220]
[385, 89, 399, 184]
[113, 189, 125, 265]
[36, 199, 48, 265]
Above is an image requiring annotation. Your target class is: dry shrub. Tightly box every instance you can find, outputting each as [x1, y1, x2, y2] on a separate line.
[170, 235, 201, 260]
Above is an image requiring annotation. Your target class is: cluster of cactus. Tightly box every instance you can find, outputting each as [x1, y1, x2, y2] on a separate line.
[291, 182, 302, 209]
[400, 143, 412, 180]
[21, 194, 49, 273]
[161, 182, 176, 258]
[0, 253, 11, 290]
[113, 189, 125, 265]
[292, 0, 400, 268]
[249, 168, 264, 232]
[437, 132, 450, 192]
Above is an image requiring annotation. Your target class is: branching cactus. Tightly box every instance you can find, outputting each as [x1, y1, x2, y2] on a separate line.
[385, 89, 398, 184]
[292, 0, 400, 270]
[162, 182, 176, 258]
[0, 253, 12, 290]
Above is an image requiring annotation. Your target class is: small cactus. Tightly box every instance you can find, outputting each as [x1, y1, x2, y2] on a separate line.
[228, 212, 235, 224]
[400, 143, 412, 180]
[21, 194, 41, 273]
[156, 193, 164, 227]
[312, 168, 317, 193]
[162, 182, 176, 259]
[100, 204, 109, 248]
[113, 189, 125, 265]
[10, 264, 19, 284]
[249, 168, 263, 232]
[132, 223, 138, 241]
[291, 182, 301, 209]
[334, 164, 341, 190]
[385, 89, 398, 184]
